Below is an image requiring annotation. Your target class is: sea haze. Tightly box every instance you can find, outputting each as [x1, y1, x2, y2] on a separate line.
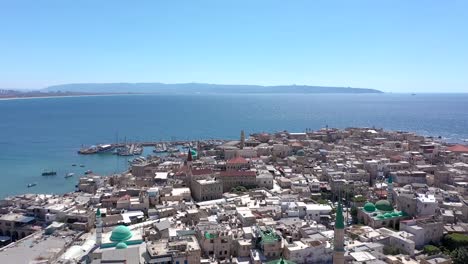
[0, 93, 467, 198]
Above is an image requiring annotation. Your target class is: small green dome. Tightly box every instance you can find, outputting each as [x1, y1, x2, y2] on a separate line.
[116, 242, 128, 249]
[384, 213, 393, 218]
[190, 149, 197, 157]
[376, 214, 385, 220]
[391, 212, 400, 217]
[363, 202, 376, 212]
[375, 200, 393, 211]
[110, 225, 133, 242]
[296, 150, 305, 156]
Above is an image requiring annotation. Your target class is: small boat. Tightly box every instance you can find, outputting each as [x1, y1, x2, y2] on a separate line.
[84, 170, 93, 175]
[133, 146, 143, 155]
[167, 147, 179, 153]
[80, 164, 85, 167]
[65, 173, 75, 178]
[27, 183, 37, 188]
[97, 144, 114, 153]
[153, 146, 166, 153]
[78, 145, 98, 154]
[42, 170, 57, 176]
[72, 164, 77, 167]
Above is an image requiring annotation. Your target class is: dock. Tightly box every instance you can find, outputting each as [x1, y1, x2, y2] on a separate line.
[77, 139, 227, 155]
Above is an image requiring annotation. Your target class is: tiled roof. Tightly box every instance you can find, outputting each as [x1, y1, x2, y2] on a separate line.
[447, 145, 468, 153]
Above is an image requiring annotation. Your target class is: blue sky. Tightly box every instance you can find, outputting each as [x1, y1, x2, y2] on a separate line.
[1, 1, 467, 93]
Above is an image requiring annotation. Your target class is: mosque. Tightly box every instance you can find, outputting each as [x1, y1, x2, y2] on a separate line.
[357, 176, 408, 229]
[94, 208, 143, 249]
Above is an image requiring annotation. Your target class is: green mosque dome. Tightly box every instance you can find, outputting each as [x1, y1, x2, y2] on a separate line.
[190, 149, 197, 157]
[375, 200, 393, 212]
[383, 213, 393, 218]
[296, 150, 305, 156]
[110, 225, 133, 242]
[266, 257, 296, 264]
[376, 214, 385, 220]
[363, 202, 376, 212]
[115, 242, 128, 249]
[391, 212, 400, 217]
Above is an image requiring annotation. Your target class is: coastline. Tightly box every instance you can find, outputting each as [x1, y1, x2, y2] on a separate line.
[0, 93, 142, 101]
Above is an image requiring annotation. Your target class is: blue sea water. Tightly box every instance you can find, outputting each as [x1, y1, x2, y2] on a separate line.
[0, 93, 467, 198]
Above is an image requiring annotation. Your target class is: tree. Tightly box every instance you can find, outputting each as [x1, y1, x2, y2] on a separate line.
[317, 199, 328, 205]
[383, 245, 400, 255]
[451, 247, 468, 264]
[350, 206, 358, 224]
[423, 245, 440, 256]
[442, 233, 468, 251]
[230, 186, 248, 194]
[352, 195, 366, 203]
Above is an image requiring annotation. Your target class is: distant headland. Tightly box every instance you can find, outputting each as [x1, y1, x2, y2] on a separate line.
[43, 82, 383, 94]
[1, 83, 383, 99]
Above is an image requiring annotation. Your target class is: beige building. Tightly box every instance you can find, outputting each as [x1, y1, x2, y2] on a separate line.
[255, 226, 282, 260]
[197, 223, 232, 260]
[226, 156, 251, 170]
[146, 235, 201, 264]
[0, 213, 39, 241]
[191, 178, 223, 202]
[219, 170, 257, 192]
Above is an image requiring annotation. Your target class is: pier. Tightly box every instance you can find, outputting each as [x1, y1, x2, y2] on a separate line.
[77, 139, 228, 155]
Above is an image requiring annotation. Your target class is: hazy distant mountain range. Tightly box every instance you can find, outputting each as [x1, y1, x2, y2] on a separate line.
[42, 83, 383, 94]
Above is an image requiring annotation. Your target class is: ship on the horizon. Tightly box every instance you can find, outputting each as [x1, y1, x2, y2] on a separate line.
[41, 170, 57, 176]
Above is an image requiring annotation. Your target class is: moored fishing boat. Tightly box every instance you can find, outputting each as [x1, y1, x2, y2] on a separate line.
[42, 170, 57, 176]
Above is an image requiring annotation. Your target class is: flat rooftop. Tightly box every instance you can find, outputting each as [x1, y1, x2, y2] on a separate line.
[0, 232, 74, 264]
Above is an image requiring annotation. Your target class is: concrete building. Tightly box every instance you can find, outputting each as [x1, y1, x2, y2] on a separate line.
[399, 217, 444, 249]
[256, 173, 274, 189]
[391, 171, 427, 185]
[0, 213, 38, 241]
[283, 239, 332, 264]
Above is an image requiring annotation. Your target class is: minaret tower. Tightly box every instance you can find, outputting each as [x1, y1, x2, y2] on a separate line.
[333, 202, 345, 264]
[240, 130, 245, 149]
[187, 148, 193, 184]
[96, 208, 102, 246]
[387, 175, 393, 205]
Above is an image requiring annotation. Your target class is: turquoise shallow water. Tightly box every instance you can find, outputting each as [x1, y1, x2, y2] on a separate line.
[0, 93, 467, 198]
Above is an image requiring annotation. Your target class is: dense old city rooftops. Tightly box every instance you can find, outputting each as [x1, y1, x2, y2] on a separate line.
[1, 127, 468, 263]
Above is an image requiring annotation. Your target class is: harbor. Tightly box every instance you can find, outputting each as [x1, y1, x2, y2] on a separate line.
[77, 140, 227, 156]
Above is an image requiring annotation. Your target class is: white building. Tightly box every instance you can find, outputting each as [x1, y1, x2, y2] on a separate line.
[416, 194, 438, 217]
[283, 240, 332, 264]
